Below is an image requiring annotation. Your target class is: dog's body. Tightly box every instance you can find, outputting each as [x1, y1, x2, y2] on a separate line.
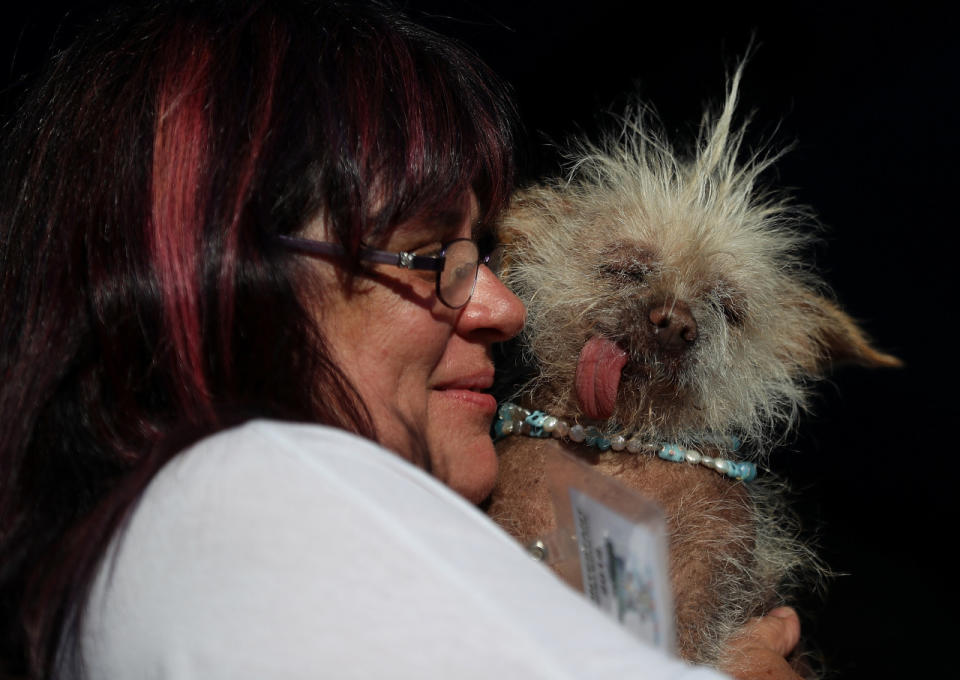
[487, 70, 898, 667]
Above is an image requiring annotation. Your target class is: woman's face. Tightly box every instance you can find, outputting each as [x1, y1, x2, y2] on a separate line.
[312, 195, 525, 503]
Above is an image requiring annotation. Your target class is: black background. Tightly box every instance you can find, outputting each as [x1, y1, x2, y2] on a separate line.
[3, 2, 955, 677]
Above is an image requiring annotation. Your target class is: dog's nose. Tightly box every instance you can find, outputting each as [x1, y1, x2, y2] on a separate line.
[649, 301, 698, 350]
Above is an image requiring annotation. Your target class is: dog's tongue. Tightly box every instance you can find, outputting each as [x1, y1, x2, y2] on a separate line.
[575, 336, 628, 421]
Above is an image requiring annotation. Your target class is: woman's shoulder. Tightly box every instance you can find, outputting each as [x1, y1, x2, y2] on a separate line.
[165, 419, 464, 491]
[111, 419, 517, 576]
[147, 419, 501, 535]
[79, 420, 539, 676]
[165, 418, 404, 486]
[79, 419, 722, 679]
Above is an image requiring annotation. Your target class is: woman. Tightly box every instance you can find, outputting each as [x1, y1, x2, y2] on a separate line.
[0, 1, 797, 678]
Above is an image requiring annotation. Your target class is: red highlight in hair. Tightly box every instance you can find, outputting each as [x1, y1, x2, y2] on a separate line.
[149, 34, 214, 416]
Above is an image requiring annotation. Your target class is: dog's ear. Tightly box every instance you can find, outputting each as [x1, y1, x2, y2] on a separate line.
[499, 186, 572, 242]
[800, 290, 902, 370]
[497, 187, 572, 280]
[496, 196, 533, 282]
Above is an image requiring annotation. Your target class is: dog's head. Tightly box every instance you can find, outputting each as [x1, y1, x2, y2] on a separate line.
[501, 70, 898, 451]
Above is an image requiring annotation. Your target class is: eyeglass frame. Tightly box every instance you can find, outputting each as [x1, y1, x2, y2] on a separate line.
[275, 233, 493, 309]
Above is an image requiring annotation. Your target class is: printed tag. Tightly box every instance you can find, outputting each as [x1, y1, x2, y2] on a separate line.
[569, 487, 672, 650]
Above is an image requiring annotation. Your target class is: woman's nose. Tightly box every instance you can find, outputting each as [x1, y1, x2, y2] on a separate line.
[457, 265, 525, 341]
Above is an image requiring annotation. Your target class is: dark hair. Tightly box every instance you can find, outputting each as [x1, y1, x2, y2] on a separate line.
[0, 1, 515, 675]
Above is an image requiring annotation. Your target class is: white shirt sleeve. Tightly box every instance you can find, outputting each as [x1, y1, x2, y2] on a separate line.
[79, 420, 728, 680]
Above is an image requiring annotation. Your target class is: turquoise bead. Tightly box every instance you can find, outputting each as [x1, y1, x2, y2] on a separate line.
[657, 444, 683, 462]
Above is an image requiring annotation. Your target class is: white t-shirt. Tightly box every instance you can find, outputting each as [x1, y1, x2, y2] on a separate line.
[77, 420, 727, 679]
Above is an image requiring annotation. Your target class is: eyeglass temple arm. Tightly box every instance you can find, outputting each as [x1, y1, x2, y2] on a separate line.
[275, 234, 444, 271]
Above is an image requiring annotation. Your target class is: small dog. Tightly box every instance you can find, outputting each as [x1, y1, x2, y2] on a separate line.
[487, 68, 899, 669]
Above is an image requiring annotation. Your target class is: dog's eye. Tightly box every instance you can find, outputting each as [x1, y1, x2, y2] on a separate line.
[599, 264, 647, 283]
[711, 287, 746, 327]
[722, 302, 746, 327]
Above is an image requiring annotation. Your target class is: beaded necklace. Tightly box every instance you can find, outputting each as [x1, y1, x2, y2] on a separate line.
[493, 402, 757, 482]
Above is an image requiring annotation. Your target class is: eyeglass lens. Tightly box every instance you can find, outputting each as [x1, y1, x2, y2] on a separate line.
[439, 239, 481, 308]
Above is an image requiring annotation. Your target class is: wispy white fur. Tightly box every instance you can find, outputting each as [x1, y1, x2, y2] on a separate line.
[502, 67, 837, 455]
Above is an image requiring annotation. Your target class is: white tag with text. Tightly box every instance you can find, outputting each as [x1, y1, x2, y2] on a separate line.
[569, 487, 672, 651]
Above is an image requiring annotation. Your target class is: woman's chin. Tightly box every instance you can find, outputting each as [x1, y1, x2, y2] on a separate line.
[436, 434, 499, 504]
[426, 394, 500, 503]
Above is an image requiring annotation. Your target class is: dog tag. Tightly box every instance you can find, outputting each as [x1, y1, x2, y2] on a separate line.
[541, 445, 674, 654]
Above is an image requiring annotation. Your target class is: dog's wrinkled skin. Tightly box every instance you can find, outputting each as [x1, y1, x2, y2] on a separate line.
[487, 70, 899, 669]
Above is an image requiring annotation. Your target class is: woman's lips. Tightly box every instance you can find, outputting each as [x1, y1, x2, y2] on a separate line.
[434, 373, 497, 413]
[437, 389, 498, 412]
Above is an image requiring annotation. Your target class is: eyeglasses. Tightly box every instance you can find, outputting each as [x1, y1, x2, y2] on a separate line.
[276, 234, 493, 309]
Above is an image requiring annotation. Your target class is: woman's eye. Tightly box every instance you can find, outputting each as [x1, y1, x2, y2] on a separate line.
[413, 243, 444, 258]
[403, 244, 441, 282]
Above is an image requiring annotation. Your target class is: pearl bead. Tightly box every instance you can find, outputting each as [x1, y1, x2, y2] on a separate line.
[542, 416, 557, 433]
[714, 459, 730, 474]
[569, 424, 586, 443]
[610, 435, 626, 451]
[684, 449, 702, 464]
[554, 421, 569, 438]
[626, 438, 642, 453]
